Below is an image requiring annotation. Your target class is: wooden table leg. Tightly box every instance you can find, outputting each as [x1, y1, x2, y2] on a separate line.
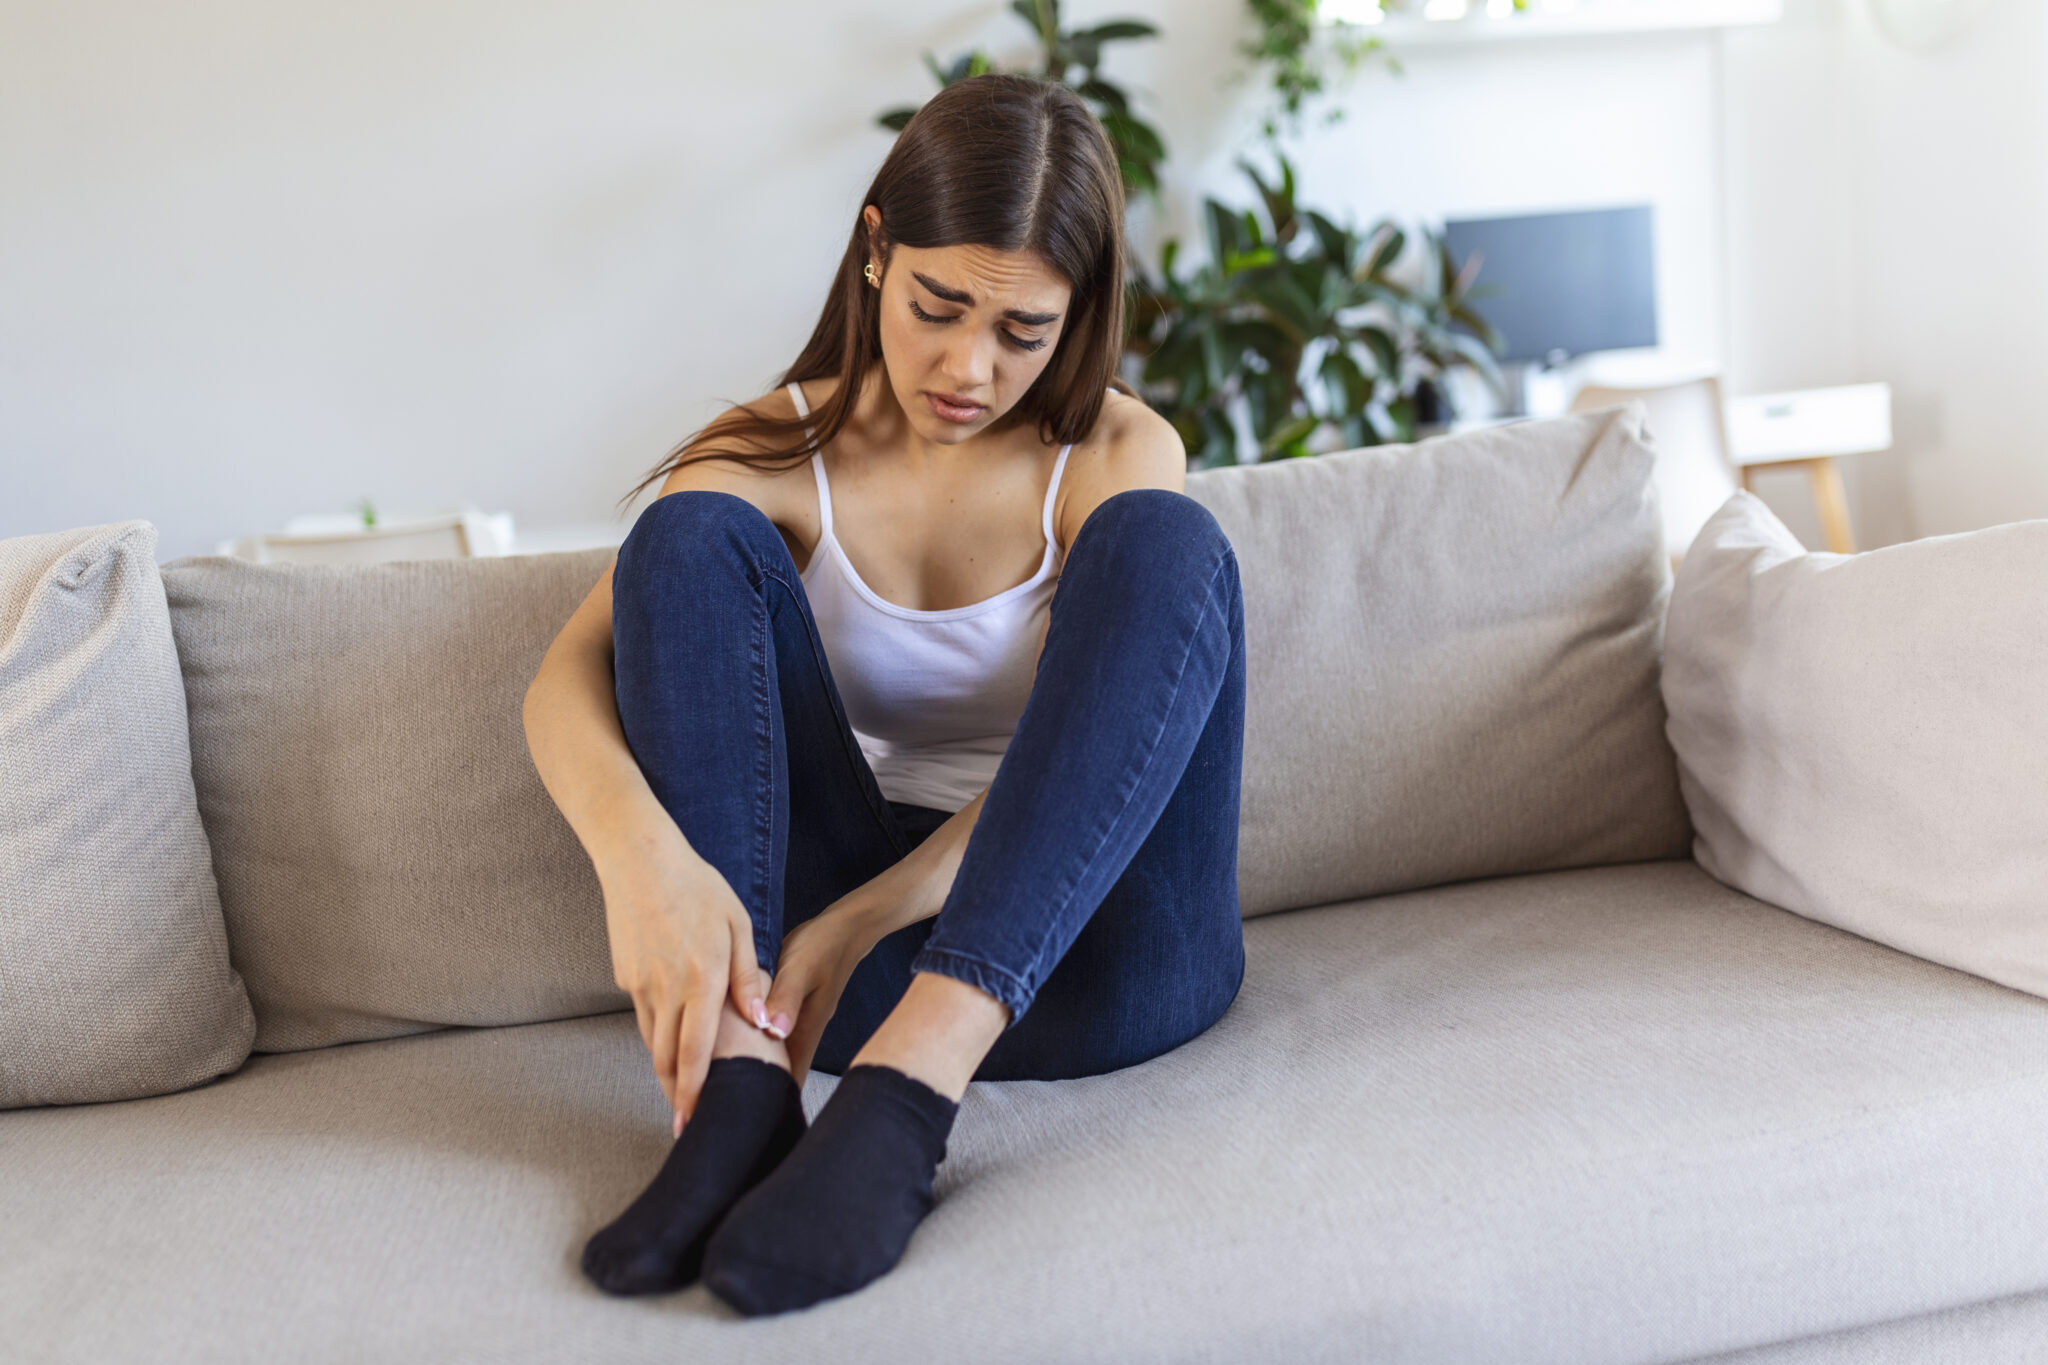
[1808, 456, 1856, 553]
[1732, 457, 1856, 552]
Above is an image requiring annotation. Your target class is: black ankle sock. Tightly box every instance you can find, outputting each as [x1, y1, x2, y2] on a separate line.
[580, 1056, 806, 1296]
[701, 1063, 959, 1316]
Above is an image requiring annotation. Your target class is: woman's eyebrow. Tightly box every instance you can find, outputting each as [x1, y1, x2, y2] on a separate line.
[911, 271, 1061, 327]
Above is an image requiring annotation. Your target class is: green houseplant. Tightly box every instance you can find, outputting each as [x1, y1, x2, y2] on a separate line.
[1123, 0, 1506, 464]
[1125, 154, 1503, 467]
[877, 0, 1168, 199]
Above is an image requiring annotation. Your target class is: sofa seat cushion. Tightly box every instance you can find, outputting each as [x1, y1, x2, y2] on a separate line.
[7, 860, 2048, 1365]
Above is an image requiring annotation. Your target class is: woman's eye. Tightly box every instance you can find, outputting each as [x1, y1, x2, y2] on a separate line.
[907, 297, 1046, 352]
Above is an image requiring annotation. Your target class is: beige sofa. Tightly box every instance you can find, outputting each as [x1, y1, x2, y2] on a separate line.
[6, 406, 2048, 1364]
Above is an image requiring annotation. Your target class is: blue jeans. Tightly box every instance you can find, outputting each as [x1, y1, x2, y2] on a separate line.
[610, 487, 1246, 1082]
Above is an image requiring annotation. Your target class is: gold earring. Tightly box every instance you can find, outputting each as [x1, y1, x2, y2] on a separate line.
[864, 262, 880, 288]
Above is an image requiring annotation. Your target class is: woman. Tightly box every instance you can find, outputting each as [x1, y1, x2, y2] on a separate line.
[522, 73, 1247, 1317]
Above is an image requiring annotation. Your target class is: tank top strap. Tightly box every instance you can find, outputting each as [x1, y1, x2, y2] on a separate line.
[787, 381, 834, 545]
[1042, 442, 1074, 548]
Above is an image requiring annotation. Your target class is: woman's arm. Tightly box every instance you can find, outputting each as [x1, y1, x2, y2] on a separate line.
[841, 785, 986, 940]
[523, 561, 684, 871]
[522, 560, 769, 1127]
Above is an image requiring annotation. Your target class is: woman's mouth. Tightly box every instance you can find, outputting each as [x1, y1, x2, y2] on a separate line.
[924, 391, 986, 424]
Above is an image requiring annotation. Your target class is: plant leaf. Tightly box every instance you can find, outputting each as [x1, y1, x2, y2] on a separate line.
[1363, 222, 1405, 277]
[1076, 77, 1128, 112]
[1086, 19, 1158, 41]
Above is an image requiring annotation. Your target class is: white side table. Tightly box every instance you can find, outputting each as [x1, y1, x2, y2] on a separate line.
[1724, 382, 1892, 554]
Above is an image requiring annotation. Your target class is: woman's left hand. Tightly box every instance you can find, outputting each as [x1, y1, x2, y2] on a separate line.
[763, 899, 884, 1086]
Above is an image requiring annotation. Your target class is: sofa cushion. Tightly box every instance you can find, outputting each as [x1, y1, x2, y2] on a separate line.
[0, 521, 254, 1107]
[7, 860, 2047, 1364]
[1190, 404, 1691, 916]
[159, 548, 624, 1052]
[1663, 490, 2048, 1000]
[158, 405, 1686, 1050]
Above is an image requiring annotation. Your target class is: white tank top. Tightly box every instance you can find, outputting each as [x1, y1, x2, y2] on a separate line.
[788, 380, 1074, 813]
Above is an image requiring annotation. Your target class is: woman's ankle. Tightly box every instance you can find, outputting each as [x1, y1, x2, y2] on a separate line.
[848, 971, 1007, 1102]
[712, 998, 792, 1070]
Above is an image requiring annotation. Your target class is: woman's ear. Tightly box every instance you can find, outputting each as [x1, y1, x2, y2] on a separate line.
[861, 204, 887, 269]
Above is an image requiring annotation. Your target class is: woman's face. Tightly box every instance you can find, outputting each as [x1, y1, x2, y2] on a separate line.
[864, 206, 1073, 444]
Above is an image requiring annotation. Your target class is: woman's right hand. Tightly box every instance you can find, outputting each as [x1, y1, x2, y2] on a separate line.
[595, 836, 771, 1131]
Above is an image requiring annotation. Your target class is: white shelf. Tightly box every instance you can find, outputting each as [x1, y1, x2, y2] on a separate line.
[1339, 0, 1781, 45]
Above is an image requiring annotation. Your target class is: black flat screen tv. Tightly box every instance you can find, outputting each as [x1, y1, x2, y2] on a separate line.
[1443, 205, 1657, 365]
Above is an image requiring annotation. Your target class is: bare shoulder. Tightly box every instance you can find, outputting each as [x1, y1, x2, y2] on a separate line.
[653, 378, 842, 522]
[1052, 389, 1189, 553]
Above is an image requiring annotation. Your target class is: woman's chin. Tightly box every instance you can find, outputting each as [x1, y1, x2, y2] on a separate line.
[905, 404, 989, 443]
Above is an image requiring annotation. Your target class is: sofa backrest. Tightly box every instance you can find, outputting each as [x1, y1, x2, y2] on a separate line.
[1196, 403, 1691, 916]
[161, 403, 1689, 1052]
[162, 549, 623, 1052]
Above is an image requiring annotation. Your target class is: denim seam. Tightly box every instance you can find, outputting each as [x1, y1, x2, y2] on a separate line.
[756, 566, 909, 860]
[975, 548, 1236, 1020]
[745, 568, 777, 968]
[908, 946, 1034, 1020]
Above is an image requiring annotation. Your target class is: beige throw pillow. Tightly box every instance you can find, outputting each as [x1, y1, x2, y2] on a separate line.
[0, 521, 254, 1107]
[1194, 403, 1693, 916]
[160, 549, 625, 1052]
[1663, 491, 2048, 997]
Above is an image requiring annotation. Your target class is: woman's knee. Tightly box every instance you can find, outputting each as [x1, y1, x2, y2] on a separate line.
[1067, 489, 1235, 589]
[614, 490, 788, 594]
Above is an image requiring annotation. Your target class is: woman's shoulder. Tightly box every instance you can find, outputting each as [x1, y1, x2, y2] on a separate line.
[1050, 388, 1189, 552]
[653, 378, 841, 509]
[696, 376, 845, 455]
[1068, 388, 1185, 483]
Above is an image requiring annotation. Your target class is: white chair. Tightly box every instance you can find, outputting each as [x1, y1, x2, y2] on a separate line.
[1570, 375, 1742, 567]
[220, 510, 514, 564]
[1569, 375, 1864, 562]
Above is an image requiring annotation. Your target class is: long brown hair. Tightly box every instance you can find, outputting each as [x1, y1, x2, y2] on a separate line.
[618, 73, 1132, 512]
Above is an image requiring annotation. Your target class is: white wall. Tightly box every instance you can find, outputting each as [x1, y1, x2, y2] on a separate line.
[3, 1, 980, 559]
[4, 0, 2042, 560]
[1722, 0, 2048, 547]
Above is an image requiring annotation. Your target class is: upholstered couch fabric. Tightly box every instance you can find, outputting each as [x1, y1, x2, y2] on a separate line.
[7, 861, 2048, 1364]
[1192, 404, 1692, 917]
[154, 406, 1689, 1052]
[1663, 491, 2048, 1001]
[0, 520, 254, 1108]
[159, 549, 628, 1052]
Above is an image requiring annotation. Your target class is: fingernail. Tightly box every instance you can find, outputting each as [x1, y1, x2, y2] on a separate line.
[750, 999, 769, 1029]
[767, 1012, 791, 1040]
[672, 1110, 684, 1138]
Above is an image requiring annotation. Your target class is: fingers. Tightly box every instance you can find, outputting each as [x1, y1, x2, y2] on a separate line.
[762, 966, 804, 1044]
[783, 987, 833, 1090]
[648, 995, 682, 1116]
[726, 918, 772, 1033]
[671, 985, 721, 1135]
[632, 994, 654, 1056]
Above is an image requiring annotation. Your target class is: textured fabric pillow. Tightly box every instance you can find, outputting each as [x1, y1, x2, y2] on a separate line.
[1663, 490, 2048, 997]
[160, 549, 624, 1052]
[0, 521, 254, 1107]
[1188, 403, 1693, 917]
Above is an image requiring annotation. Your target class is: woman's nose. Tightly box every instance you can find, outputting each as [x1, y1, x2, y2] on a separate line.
[942, 335, 996, 393]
